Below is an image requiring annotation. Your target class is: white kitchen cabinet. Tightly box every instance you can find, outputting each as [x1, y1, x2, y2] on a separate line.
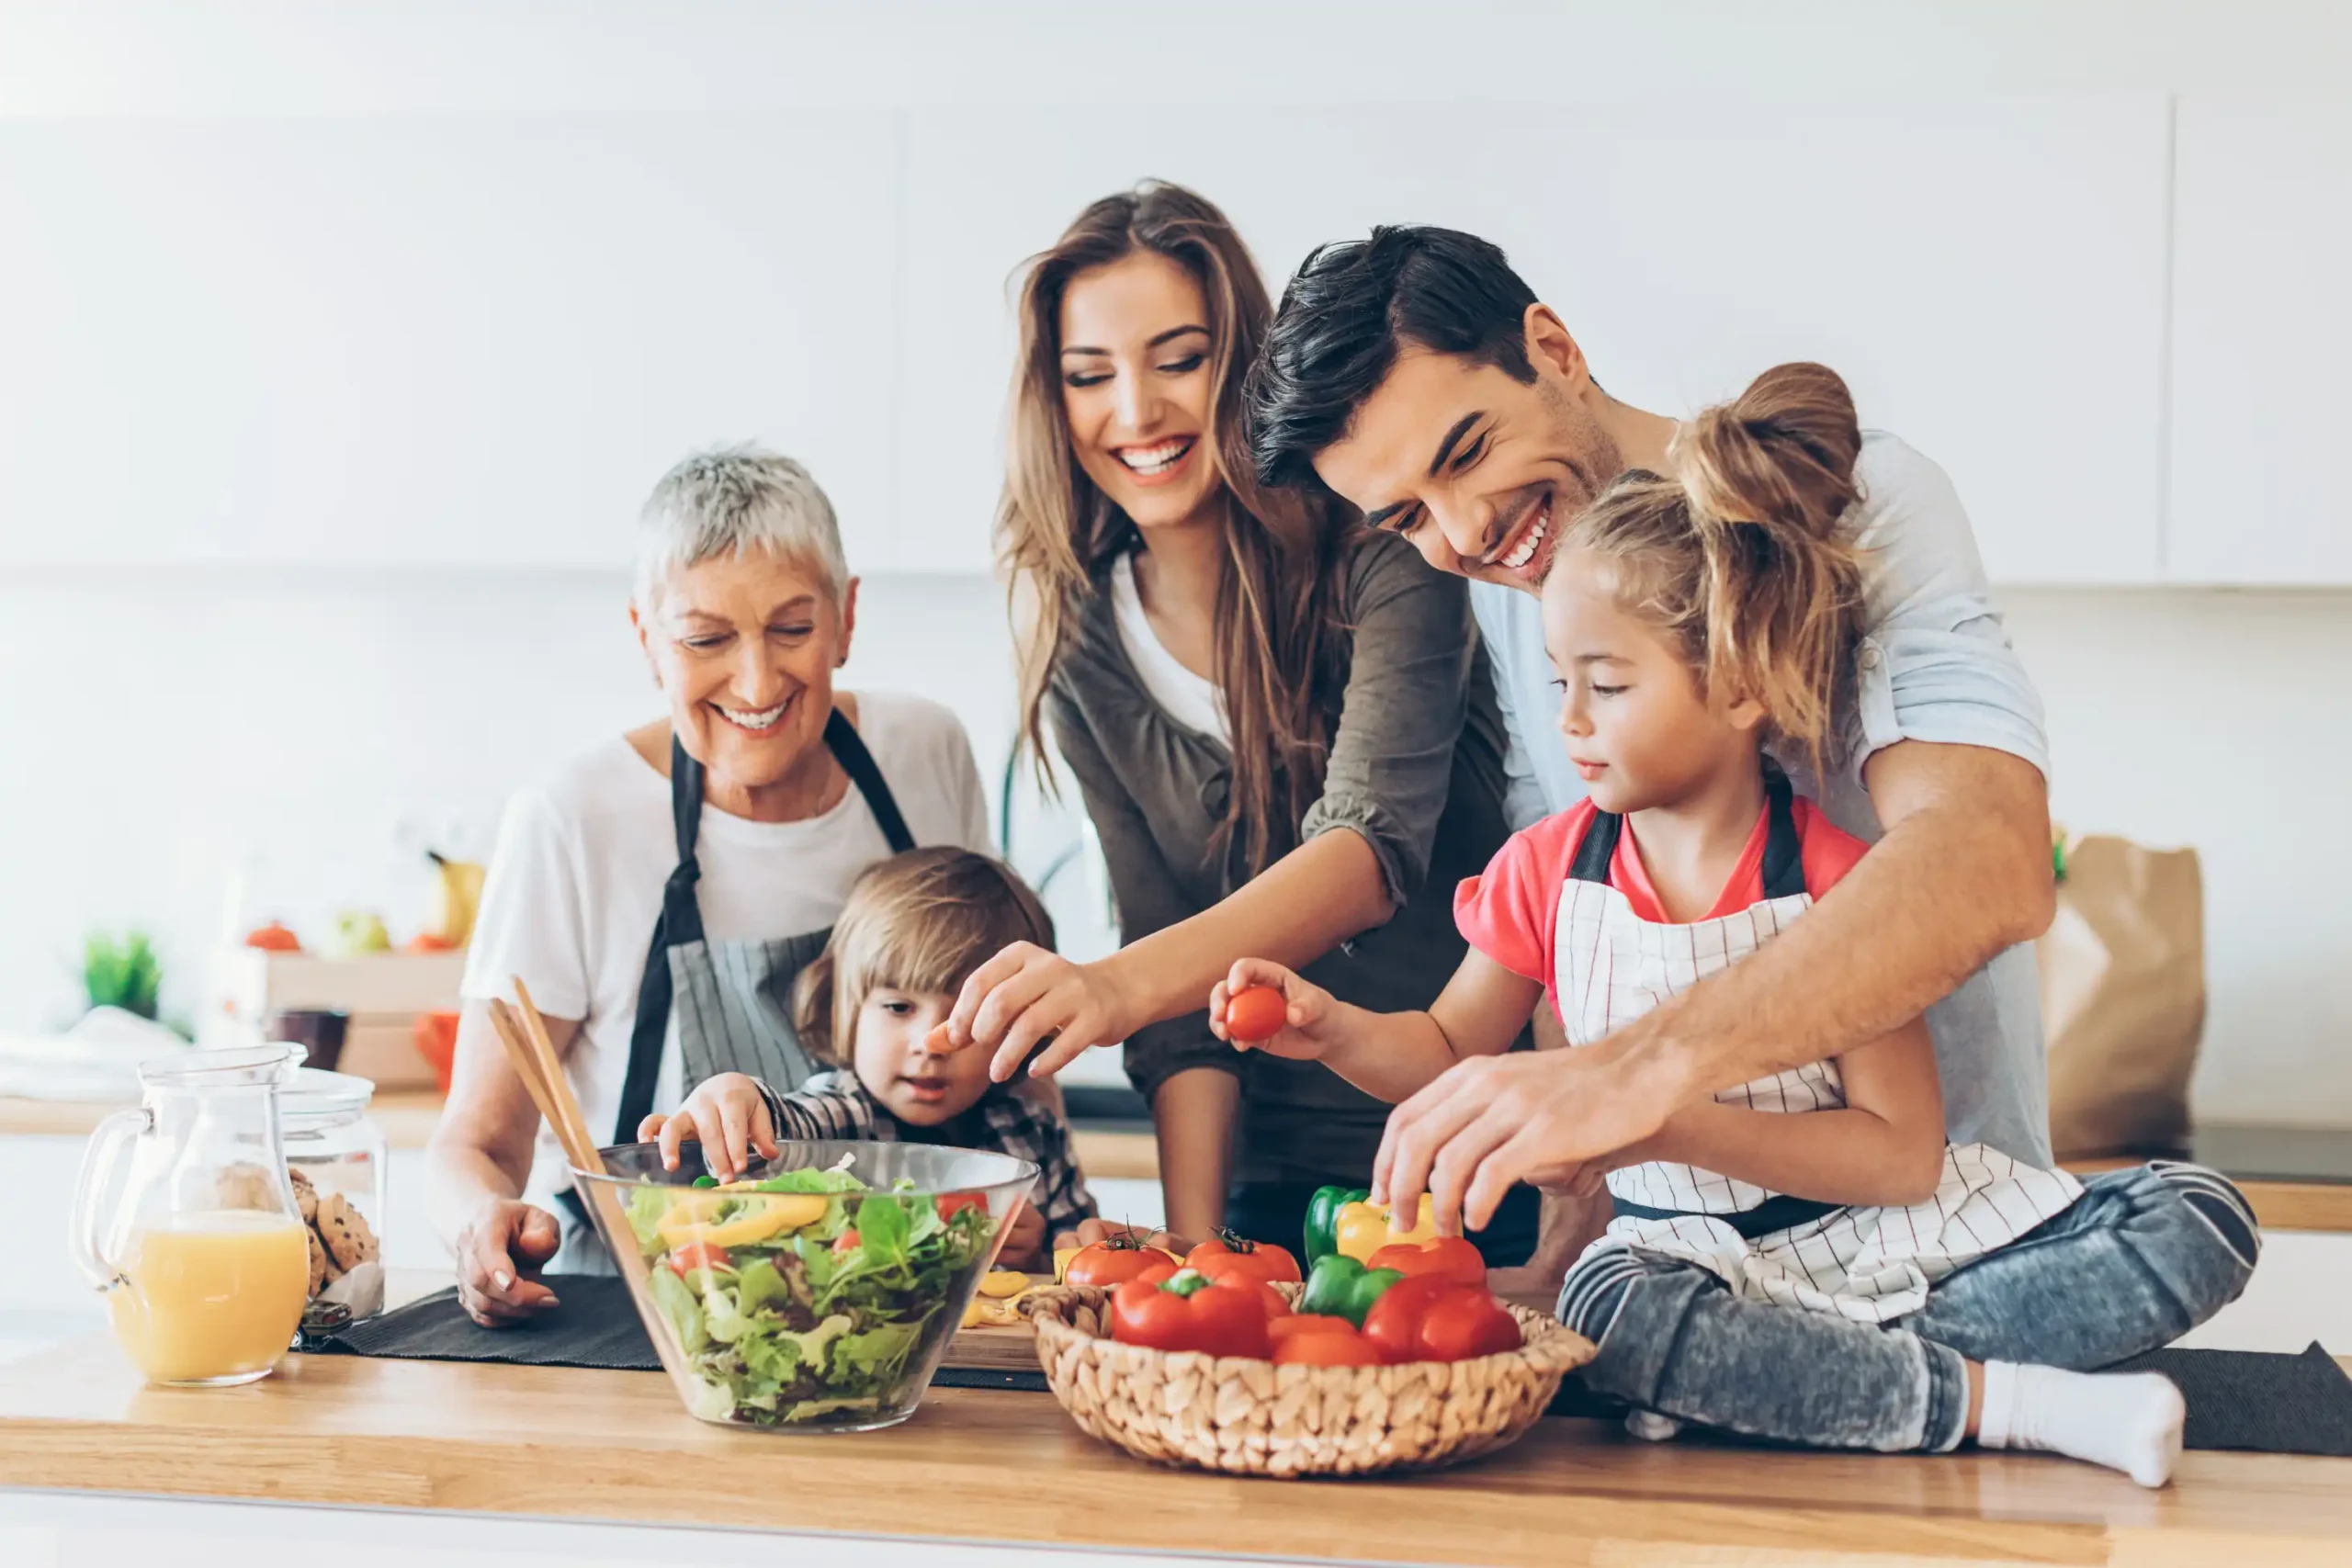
[2168, 95, 2352, 584]
[0, 113, 899, 570]
[898, 96, 2171, 582]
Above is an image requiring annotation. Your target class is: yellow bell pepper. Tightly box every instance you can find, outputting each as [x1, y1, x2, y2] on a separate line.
[654, 1190, 830, 1250]
[1334, 1193, 1440, 1262]
[978, 1269, 1030, 1299]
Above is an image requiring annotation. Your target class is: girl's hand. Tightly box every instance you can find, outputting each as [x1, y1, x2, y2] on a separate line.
[638, 1072, 777, 1180]
[1208, 960, 1340, 1061]
[933, 942, 1141, 1083]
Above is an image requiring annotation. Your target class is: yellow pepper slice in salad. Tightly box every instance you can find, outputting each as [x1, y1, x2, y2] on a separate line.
[654, 1190, 831, 1250]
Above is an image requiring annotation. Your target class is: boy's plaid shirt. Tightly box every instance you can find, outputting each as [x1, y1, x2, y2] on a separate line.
[752, 1069, 1096, 1235]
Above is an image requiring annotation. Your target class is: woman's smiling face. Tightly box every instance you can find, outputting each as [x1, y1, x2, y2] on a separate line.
[633, 549, 856, 810]
[1057, 251, 1224, 531]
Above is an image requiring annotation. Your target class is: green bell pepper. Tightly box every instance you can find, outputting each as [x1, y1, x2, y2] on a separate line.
[1299, 1254, 1404, 1327]
[1304, 1183, 1370, 1265]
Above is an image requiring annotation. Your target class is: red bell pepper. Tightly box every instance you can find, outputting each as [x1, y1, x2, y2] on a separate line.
[1110, 1269, 1273, 1359]
[1360, 1276, 1522, 1364]
[1364, 1235, 1487, 1288]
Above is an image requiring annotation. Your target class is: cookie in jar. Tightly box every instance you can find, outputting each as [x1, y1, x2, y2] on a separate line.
[280, 1068, 388, 1325]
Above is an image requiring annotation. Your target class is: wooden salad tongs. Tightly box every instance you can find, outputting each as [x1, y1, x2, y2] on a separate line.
[485, 979, 691, 1385]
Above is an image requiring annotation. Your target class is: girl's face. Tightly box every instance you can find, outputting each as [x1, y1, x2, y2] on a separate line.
[850, 985, 992, 1127]
[1057, 251, 1224, 533]
[1543, 546, 1765, 814]
[631, 550, 856, 812]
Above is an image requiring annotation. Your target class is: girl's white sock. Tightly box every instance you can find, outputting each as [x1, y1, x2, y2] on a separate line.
[1975, 1361, 2187, 1488]
[1623, 1409, 1684, 1442]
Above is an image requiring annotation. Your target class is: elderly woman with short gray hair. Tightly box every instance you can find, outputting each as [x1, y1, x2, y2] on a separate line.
[427, 446, 990, 1323]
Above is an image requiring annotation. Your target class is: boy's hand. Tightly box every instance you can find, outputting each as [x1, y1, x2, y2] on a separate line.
[1208, 960, 1341, 1061]
[638, 1072, 777, 1180]
[996, 1200, 1047, 1270]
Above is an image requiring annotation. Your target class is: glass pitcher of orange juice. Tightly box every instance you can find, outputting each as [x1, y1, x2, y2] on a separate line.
[72, 1044, 313, 1386]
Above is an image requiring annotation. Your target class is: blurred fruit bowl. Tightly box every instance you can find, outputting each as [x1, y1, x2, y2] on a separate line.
[412, 1010, 460, 1095]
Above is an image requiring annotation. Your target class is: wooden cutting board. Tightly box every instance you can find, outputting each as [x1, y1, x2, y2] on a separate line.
[940, 1321, 1040, 1373]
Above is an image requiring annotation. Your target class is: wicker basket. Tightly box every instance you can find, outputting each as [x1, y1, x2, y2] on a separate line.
[1021, 1283, 1595, 1477]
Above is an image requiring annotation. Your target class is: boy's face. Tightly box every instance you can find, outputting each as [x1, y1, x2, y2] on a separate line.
[853, 987, 992, 1127]
[1542, 547, 1763, 815]
[1308, 309, 1624, 596]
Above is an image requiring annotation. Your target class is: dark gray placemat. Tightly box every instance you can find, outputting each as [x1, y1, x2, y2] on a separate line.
[317, 1276, 1055, 1392]
[317, 1276, 659, 1371]
[2120, 1342, 2352, 1455]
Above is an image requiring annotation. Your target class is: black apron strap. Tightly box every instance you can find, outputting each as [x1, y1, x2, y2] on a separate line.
[826, 707, 916, 854]
[1611, 1190, 1843, 1242]
[614, 737, 707, 1145]
[1567, 807, 1621, 885]
[1758, 766, 1806, 901]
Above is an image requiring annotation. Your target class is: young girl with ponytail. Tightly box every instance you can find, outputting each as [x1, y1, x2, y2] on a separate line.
[1216, 364, 2257, 1487]
[642, 847, 1096, 1269]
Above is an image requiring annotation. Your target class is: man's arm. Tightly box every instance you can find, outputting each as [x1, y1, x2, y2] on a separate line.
[1628, 739, 2052, 1102]
[1374, 739, 2054, 1232]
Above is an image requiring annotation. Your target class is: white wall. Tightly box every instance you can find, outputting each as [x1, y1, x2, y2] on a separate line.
[3, 3, 2349, 1121]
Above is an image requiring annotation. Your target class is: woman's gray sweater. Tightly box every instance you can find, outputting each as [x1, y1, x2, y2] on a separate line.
[1046, 531, 1514, 1188]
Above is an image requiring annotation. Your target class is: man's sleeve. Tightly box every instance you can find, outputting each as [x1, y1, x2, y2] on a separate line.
[1846, 439, 2051, 786]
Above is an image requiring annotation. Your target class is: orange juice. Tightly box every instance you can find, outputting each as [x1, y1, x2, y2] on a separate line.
[108, 1210, 310, 1385]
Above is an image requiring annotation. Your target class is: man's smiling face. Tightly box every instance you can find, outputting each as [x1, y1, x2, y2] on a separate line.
[1308, 313, 1625, 595]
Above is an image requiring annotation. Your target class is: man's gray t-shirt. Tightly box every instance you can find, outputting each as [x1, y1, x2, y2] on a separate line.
[1471, 431, 2055, 1167]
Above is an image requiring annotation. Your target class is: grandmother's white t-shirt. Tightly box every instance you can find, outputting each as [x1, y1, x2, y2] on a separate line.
[461, 690, 992, 1201]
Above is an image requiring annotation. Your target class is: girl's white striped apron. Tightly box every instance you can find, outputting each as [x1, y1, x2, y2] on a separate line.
[1563, 775, 2083, 1325]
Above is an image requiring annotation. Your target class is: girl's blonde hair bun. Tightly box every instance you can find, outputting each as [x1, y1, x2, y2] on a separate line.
[1566, 362, 1869, 765]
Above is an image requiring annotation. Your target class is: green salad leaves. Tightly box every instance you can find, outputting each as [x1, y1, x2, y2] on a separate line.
[629, 1168, 995, 1427]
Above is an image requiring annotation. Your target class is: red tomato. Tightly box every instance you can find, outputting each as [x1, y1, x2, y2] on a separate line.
[1267, 1313, 1357, 1344]
[831, 1228, 861, 1257]
[1272, 1328, 1384, 1367]
[1065, 1239, 1180, 1289]
[1109, 1274, 1272, 1359]
[1183, 1232, 1303, 1286]
[1419, 1291, 1523, 1362]
[935, 1192, 986, 1223]
[665, 1241, 731, 1277]
[1365, 1235, 1487, 1288]
[1223, 985, 1291, 1043]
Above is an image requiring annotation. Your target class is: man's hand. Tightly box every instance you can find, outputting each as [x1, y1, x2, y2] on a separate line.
[1372, 1044, 1681, 1235]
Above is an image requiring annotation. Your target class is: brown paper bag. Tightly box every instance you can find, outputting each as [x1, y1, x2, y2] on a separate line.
[2038, 833, 2205, 1160]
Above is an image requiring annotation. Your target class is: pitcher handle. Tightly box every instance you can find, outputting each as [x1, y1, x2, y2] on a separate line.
[72, 1106, 149, 1292]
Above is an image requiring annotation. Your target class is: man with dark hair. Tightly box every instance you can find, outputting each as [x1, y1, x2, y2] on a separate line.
[1245, 225, 2059, 1257]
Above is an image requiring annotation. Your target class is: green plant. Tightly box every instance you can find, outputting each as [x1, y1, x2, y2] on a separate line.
[83, 931, 163, 1021]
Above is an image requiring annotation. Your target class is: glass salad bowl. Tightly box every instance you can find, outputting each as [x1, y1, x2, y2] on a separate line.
[572, 1140, 1038, 1433]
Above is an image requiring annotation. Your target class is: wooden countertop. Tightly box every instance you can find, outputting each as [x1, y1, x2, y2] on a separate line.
[3, 1333, 2348, 1565]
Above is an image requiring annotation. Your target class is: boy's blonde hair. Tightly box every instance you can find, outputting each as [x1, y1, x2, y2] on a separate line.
[1561, 361, 1867, 771]
[790, 848, 1056, 1066]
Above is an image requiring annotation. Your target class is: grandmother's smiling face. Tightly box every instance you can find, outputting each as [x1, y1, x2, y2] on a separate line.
[631, 550, 857, 813]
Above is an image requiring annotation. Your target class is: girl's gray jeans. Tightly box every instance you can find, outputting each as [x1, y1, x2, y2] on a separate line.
[1557, 1161, 2261, 1451]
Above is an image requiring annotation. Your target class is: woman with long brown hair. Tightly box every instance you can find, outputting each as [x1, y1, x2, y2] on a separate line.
[938, 182, 1533, 1258]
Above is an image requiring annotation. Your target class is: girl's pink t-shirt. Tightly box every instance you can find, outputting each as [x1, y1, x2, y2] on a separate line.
[1454, 795, 1870, 1014]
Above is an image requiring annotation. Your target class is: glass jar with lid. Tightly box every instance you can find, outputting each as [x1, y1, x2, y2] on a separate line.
[279, 1066, 389, 1326]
